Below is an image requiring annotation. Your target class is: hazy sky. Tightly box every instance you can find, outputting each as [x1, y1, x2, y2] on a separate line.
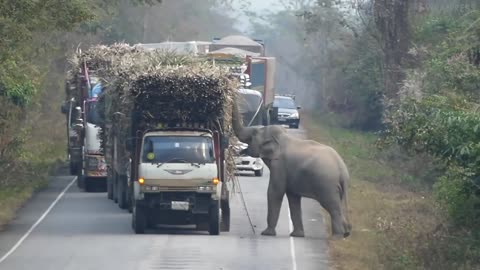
[231, 0, 284, 33]
[248, 0, 283, 11]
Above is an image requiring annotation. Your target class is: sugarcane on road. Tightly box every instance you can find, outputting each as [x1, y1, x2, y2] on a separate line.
[0, 128, 331, 270]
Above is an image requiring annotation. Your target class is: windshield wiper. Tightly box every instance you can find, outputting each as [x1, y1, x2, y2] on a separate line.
[190, 161, 208, 168]
[155, 158, 188, 168]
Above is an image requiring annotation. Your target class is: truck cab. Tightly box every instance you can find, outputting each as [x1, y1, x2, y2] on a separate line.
[131, 128, 227, 235]
[80, 97, 107, 189]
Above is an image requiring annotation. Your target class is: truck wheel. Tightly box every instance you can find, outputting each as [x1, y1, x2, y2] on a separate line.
[70, 162, 80, 175]
[220, 200, 230, 232]
[113, 173, 118, 203]
[77, 174, 85, 190]
[208, 200, 220, 235]
[84, 177, 94, 192]
[127, 187, 133, 213]
[254, 168, 263, 177]
[118, 176, 128, 210]
[107, 175, 113, 200]
[132, 204, 146, 234]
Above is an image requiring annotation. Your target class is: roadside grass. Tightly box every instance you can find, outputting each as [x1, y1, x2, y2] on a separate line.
[303, 113, 451, 270]
[0, 135, 66, 230]
[0, 184, 43, 229]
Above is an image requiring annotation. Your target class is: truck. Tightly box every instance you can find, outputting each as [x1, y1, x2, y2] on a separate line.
[209, 35, 278, 126]
[127, 118, 231, 235]
[61, 60, 107, 192]
[91, 44, 233, 234]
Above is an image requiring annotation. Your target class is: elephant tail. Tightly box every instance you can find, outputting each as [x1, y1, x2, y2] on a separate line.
[338, 158, 352, 234]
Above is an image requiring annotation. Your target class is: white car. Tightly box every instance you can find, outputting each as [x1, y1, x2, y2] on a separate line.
[233, 142, 264, 177]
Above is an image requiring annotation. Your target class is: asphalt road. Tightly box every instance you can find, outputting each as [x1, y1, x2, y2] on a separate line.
[0, 128, 330, 270]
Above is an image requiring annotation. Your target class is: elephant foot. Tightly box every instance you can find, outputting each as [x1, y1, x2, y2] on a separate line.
[261, 227, 276, 236]
[331, 232, 349, 240]
[290, 230, 305, 237]
[330, 233, 344, 240]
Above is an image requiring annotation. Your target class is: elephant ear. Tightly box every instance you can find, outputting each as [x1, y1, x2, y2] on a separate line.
[260, 138, 281, 160]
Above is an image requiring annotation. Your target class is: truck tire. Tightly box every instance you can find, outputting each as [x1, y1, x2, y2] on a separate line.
[70, 162, 80, 175]
[132, 204, 146, 234]
[113, 173, 118, 203]
[85, 177, 94, 192]
[77, 174, 85, 190]
[208, 200, 220, 235]
[127, 186, 133, 213]
[220, 199, 230, 232]
[118, 176, 128, 210]
[107, 173, 114, 200]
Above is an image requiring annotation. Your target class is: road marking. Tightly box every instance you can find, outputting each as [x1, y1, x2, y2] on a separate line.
[287, 207, 298, 270]
[0, 177, 76, 264]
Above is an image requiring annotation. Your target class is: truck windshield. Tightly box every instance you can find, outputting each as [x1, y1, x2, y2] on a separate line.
[274, 97, 296, 109]
[238, 92, 262, 126]
[142, 136, 215, 164]
[86, 101, 101, 126]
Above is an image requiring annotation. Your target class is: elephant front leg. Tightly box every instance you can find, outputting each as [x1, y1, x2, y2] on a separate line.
[287, 192, 304, 237]
[261, 184, 285, 236]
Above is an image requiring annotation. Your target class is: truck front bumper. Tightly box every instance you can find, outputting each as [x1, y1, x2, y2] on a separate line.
[136, 191, 218, 225]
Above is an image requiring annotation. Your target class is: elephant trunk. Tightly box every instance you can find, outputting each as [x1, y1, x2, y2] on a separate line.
[232, 100, 254, 143]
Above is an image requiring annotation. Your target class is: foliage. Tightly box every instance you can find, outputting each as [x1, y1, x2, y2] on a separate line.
[0, 0, 239, 230]
[381, 10, 480, 231]
[305, 114, 480, 270]
[382, 94, 480, 225]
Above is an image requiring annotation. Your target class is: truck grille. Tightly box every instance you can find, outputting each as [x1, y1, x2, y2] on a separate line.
[151, 186, 197, 192]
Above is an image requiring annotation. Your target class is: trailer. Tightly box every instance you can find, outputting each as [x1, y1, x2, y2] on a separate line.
[61, 61, 107, 192]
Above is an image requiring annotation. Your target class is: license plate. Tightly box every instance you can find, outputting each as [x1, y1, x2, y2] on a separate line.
[171, 201, 189, 211]
[278, 118, 286, 122]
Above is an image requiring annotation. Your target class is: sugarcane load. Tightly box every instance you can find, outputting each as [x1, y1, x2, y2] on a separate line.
[67, 43, 237, 234]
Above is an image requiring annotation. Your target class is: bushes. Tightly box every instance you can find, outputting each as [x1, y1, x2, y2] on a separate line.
[381, 10, 480, 232]
[383, 94, 480, 227]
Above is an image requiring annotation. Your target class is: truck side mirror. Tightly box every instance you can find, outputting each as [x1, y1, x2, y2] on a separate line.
[221, 136, 229, 149]
[297, 106, 302, 110]
[61, 103, 69, 114]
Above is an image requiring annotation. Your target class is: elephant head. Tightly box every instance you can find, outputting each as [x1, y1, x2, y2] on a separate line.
[232, 102, 286, 161]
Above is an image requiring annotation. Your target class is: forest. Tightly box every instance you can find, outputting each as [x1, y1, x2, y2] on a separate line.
[258, 0, 480, 269]
[1, 0, 480, 269]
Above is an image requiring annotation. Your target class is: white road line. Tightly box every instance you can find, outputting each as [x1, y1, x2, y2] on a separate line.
[0, 177, 76, 264]
[287, 207, 298, 270]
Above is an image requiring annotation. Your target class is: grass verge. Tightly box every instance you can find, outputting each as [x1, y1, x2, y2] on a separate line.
[303, 113, 457, 270]
[0, 144, 65, 230]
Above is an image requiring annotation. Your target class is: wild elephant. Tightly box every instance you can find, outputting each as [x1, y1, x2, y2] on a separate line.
[232, 104, 352, 238]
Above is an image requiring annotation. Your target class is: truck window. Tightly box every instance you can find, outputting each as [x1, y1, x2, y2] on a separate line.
[274, 97, 296, 109]
[142, 136, 215, 164]
[238, 92, 262, 126]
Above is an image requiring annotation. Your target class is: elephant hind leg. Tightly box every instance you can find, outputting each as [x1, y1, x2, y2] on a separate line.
[316, 197, 350, 239]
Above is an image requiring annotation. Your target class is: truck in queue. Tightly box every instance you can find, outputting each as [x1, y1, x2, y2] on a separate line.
[82, 44, 235, 234]
[61, 58, 107, 191]
[209, 35, 277, 125]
